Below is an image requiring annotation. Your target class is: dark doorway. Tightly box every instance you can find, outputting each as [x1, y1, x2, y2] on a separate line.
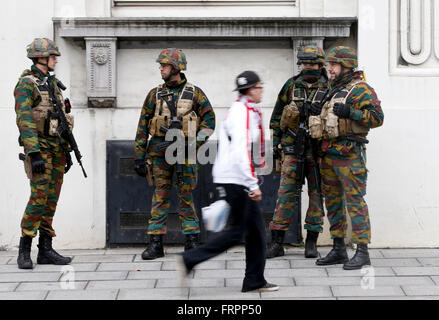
[106, 140, 302, 247]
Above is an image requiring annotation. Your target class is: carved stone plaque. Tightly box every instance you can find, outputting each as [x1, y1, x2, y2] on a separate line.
[86, 37, 117, 107]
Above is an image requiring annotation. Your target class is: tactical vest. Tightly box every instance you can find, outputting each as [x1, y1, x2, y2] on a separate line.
[279, 85, 327, 132]
[22, 75, 73, 137]
[309, 80, 369, 139]
[148, 82, 199, 138]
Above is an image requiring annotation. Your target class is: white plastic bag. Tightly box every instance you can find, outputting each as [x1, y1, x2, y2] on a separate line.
[202, 199, 231, 233]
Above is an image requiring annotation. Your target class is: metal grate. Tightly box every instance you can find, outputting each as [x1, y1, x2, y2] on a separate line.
[119, 158, 136, 176]
[120, 212, 149, 229]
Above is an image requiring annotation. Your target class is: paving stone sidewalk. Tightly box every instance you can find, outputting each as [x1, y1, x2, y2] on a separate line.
[1, 246, 439, 300]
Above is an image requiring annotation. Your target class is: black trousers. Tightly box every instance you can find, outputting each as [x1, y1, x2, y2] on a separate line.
[182, 183, 267, 291]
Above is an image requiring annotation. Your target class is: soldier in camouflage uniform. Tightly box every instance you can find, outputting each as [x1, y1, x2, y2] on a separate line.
[310, 46, 384, 270]
[134, 49, 215, 260]
[267, 45, 328, 259]
[14, 38, 73, 269]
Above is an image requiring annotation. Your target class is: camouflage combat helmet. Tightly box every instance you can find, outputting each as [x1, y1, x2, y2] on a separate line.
[297, 45, 325, 65]
[27, 38, 61, 59]
[156, 48, 187, 71]
[326, 46, 358, 69]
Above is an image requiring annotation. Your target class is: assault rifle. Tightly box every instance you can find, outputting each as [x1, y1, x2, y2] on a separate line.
[285, 95, 324, 244]
[157, 91, 184, 186]
[43, 77, 87, 178]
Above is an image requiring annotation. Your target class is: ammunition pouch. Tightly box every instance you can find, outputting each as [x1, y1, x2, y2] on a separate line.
[150, 111, 198, 138]
[24, 75, 69, 138]
[280, 103, 300, 132]
[338, 118, 369, 136]
[151, 82, 198, 138]
[65, 114, 74, 131]
[309, 115, 323, 139]
[149, 115, 171, 137]
[181, 110, 199, 138]
[326, 107, 339, 138]
[48, 117, 59, 136]
[319, 80, 370, 139]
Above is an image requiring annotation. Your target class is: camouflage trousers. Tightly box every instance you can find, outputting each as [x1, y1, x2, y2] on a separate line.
[270, 153, 325, 233]
[21, 147, 66, 238]
[148, 157, 199, 235]
[320, 148, 370, 244]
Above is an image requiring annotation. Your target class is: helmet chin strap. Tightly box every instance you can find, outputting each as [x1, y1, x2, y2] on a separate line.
[36, 57, 49, 67]
[171, 68, 179, 76]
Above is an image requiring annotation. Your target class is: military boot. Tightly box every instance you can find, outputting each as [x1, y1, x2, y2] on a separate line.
[304, 231, 319, 258]
[315, 237, 349, 265]
[17, 236, 33, 269]
[266, 230, 285, 259]
[141, 235, 164, 260]
[184, 234, 200, 251]
[37, 234, 72, 265]
[343, 243, 371, 270]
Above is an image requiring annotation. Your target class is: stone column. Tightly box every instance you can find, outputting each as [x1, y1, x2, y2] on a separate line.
[86, 37, 117, 108]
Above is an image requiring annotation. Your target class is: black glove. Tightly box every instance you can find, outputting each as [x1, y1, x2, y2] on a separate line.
[309, 102, 323, 116]
[29, 152, 45, 174]
[273, 146, 282, 160]
[65, 152, 73, 174]
[333, 102, 352, 119]
[134, 159, 147, 177]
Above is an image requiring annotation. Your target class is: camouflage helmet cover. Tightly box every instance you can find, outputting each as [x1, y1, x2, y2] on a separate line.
[326, 46, 358, 69]
[27, 38, 61, 59]
[297, 45, 325, 65]
[156, 48, 187, 71]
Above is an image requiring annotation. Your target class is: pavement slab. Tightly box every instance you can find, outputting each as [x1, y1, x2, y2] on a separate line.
[72, 254, 134, 263]
[402, 285, 439, 296]
[16, 281, 88, 291]
[46, 289, 118, 300]
[0, 291, 48, 300]
[0, 246, 438, 300]
[260, 286, 332, 299]
[331, 285, 406, 297]
[96, 262, 162, 272]
[86, 279, 156, 290]
[393, 266, 439, 276]
[0, 257, 11, 265]
[0, 283, 19, 292]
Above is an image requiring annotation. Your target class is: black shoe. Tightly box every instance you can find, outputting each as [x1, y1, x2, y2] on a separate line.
[141, 235, 164, 260]
[343, 243, 371, 270]
[184, 234, 200, 251]
[316, 238, 348, 265]
[17, 236, 33, 269]
[266, 230, 285, 259]
[37, 235, 72, 265]
[304, 231, 319, 258]
[242, 282, 279, 293]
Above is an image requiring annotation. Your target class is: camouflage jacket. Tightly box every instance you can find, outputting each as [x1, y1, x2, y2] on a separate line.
[270, 71, 328, 149]
[321, 70, 384, 157]
[14, 65, 68, 154]
[134, 73, 215, 160]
